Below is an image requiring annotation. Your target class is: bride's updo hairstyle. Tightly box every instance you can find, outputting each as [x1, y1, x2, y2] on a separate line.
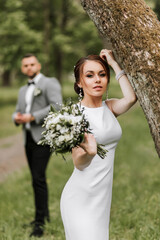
[74, 55, 110, 96]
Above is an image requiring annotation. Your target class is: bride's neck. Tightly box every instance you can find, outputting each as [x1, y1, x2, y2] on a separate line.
[81, 97, 103, 108]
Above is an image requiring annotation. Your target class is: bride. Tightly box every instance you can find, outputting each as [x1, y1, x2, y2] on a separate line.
[60, 49, 137, 240]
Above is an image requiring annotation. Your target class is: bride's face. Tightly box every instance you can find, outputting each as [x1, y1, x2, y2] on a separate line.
[78, 60, 108, 98]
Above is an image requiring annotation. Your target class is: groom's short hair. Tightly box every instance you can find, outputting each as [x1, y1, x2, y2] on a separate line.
[22, 53, 39, 61]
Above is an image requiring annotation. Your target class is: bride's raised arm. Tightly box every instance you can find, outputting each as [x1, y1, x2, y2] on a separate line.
[100, 49, 137, 117]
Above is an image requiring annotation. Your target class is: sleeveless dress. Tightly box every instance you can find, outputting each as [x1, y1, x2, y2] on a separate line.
[60, 101, 122, 240]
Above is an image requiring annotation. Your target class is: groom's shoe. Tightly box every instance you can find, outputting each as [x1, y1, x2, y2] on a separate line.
[22, 220, 37, 228]
[29, 223, 44, 238]
[45, 215, 50, 223]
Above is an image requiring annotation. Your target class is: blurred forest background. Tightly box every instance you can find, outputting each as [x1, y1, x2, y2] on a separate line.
[0, 0, 159, 86]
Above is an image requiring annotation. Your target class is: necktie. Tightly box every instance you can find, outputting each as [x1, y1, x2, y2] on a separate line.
[28, 80, 35, 86]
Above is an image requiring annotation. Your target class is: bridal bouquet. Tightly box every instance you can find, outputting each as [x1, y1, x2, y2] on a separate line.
[38, 101, 108, 159]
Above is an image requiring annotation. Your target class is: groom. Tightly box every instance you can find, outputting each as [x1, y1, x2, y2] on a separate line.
[13, 53, 62, 237]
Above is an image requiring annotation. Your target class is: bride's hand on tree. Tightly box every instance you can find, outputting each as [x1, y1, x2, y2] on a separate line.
[100, 48, 124, 76]
[100, 49, 118, 68]
[80, 133, 97, 157]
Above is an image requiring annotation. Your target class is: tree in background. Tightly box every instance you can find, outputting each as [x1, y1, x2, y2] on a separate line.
[0, 0, 42, 86]
[38, 0, 102, 82]
[0, 0, 102, 85]
[80, 0, 160, 157]
[154, 0, 160, 20]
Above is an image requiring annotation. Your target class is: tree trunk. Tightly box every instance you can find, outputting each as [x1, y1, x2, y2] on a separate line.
[57, 0, 70, 83]
[52, 0, 70, 83]
[80, 0, 160, 157]
[154, 0, 160, 20]
[54, 47, 63, 83]
[43, 0, 51, 75]
[2, 70, 11, 86]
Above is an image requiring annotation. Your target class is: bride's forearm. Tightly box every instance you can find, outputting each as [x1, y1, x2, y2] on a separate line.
[110, 61, 122, 75]
[111, 61, 137, 104]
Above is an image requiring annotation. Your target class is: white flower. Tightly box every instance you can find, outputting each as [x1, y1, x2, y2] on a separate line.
[34, 88, 42, 97]
[60, 127, 69, 134]
[45, 114, 63, 129]
[58, 135, 65, 142]
[46, 119, 54, 130]
[54, 114, 64, 124]
[56, 124, 61, 131]
[74, 115, 83, 123]
[64, 134, 73, 142]
[63, 107, 69, 112]
[63, 112, 69, 116]
[45, 134, 52, 143]
[72, 106, 79, 115]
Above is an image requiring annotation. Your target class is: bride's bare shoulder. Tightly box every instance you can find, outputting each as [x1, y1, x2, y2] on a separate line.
[105, 99, 113, 112]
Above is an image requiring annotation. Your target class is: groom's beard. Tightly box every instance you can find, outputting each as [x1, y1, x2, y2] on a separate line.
[28, 72, 37, 80]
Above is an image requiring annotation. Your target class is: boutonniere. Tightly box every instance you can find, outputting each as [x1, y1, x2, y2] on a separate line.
[34, 87, 42, 97]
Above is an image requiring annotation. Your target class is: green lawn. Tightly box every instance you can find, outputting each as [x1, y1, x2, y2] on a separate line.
[0, 79, 160, 239]
[0, 87, 21, 138]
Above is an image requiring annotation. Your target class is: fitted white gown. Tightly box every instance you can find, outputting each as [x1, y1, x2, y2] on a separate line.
[60, 101, 122, 240]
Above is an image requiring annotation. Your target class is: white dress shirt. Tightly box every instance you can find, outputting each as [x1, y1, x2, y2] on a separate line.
[25, 73, 42, 129]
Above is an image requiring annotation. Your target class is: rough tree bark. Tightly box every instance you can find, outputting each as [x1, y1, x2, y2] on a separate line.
[80, 0, 160, 157]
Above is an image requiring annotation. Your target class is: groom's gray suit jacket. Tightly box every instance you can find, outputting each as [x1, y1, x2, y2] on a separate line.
[13, 74, 62, 144]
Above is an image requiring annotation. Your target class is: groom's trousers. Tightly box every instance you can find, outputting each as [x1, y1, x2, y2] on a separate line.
[25, 130, 51, 225]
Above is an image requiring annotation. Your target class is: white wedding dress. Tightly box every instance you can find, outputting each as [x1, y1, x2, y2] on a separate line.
[60, 101, 122, 240]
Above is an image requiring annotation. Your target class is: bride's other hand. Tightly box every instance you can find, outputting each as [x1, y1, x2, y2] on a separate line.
[80, 133, 97, 156]
[72, 133, 97, 171]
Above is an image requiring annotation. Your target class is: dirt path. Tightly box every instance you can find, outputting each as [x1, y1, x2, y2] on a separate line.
[0, 133, 26, 183]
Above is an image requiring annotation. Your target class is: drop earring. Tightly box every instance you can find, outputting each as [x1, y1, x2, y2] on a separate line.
[106, 86, 109, 99]
[78, 88, 83, 101]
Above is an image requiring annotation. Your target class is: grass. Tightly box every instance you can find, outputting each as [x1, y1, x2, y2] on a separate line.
[110, 106, 160, 240]
[0, 105, 22, 138]
[0, 153, 73, 240]
[0, 87, 21, 138]
[0, 77, 160, 239]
